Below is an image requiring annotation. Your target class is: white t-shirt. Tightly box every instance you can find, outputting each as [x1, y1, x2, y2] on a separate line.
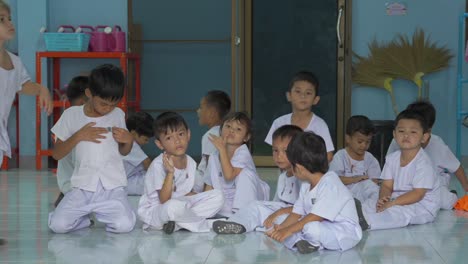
[123, 141, 148, 178]
[382, 149, 440, 216]
[51, 105, 128, 192]
[293, 171, 359, 225]
[196, 126, 220, 179]
[272, 171, 301, 205]
[386, 134, 460, 187]
[264, 113, 334, 152]
[56, 151, 74, 193]
[140, 153, 196, 206]
[329, 149, 381, 179]
[0, 51, 30, 157]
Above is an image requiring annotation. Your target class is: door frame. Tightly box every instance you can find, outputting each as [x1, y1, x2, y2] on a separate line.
[239, 0, 352, 166]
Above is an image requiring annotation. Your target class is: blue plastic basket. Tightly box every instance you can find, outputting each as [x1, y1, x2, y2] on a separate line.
[44, 33, 90, 51]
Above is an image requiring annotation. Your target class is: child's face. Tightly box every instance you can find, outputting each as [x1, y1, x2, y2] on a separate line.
[221, 119, 250, 146]
[197, 97, 213, 126]
[131, 131, 150, 146]
[286, 80, 320, 111]
[155, 126, 190, 157]
[0, 8, 15, 41]
[393, 119, 428, 151]
[85, 89, 119, 117]
[345, 132, 373, 158]
[272, 137, 292, 171]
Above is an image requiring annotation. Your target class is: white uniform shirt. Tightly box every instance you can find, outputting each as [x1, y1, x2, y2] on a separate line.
[329, 149, 381, 179]
[0, 51, 30, 157]
[293, 171, 359, 225]
[272, 171, 301, 205]
[382, 149, 440, 216]
[51, 105, 127, 191]
[196, 126, 220, 179]
[387, 134, 460, 187]
[56, 151, 74, 193]
[123, 141, 148, 178]
[264, 113, 334, 152]
[139, 153, 196, 206]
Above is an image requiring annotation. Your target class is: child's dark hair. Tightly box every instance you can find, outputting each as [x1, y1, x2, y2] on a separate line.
[272, 125, 303, 141]
[153, 111, 189, 140]
[88, 64, 125, 101]
[406, 99, 436, 129]
[205, 90, 231, 120]
[288, 71, 320, 95]
[221, 112, 252, 143]
[126, 112, 154, 138]
[66, 76, 88, 104]
[346, 115, 376, 136]
[286, 132, 329, 174]
[395, 109, 429, 133]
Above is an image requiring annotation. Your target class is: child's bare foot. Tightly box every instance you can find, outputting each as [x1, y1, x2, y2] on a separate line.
[163, 221, 175, 234]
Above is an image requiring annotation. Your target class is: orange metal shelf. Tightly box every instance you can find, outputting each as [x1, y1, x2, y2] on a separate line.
[35, 52, 141, 170]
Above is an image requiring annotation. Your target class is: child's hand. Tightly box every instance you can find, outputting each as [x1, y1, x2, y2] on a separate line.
[76, 122, 108, 143]
[39, 85, 53, 115]
[376, 196, 392, 212]
[268, 225, 293, 243]
[358, 175, 369, 182]
[111, 127, 133, 144]
[263, 213, 278, 229]
[162, 152, 175, 174]
[209, 134, 226, 151]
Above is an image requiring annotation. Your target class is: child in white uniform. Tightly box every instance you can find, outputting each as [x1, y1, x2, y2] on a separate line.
[54, 76, 89, 207]
[137, 112, 224, 234]
[204, 112, 270, 217]
[329, 115, 381, 202]
[0, 0, 52, 168]
[195, 90, 231, 193]
[266, 132, 362, 254]
[48, 64, 136, 234]
[361, 110, 441, 230]
[386, 100, 467, 209]
[213, 125, 303, 234]
[264, 71, 334, 161]
[124, 112, 154, 195]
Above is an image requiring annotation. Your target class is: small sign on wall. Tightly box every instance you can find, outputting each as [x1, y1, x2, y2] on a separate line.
[386, 2, 407, 16]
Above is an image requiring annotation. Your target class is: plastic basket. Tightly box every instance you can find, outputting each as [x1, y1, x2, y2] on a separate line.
[44, 33, 90, 51]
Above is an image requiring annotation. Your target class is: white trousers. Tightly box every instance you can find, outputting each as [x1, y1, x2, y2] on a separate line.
[218, 169, 270, 217]
[228, 200, 291, 232]
[348, 179, 380, 203]
[283, 220, 362, 251]
[49, 181, 136, 233]
[439, 185, 457, 210]
[362, 198, 436, 230]
[127, 170, 145, 196]
[138, 189, 224, 232]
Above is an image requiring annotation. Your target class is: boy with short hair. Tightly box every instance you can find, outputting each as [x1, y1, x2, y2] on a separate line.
[386, 100, 467, 209]
[263, 132, 362, 254]
[48, 64, 136, 234]
[264, 71, 334, 161]
[137, 112, 224, 234]
[361, 110, 441, 230]
[124, 111, 154, 195]
[213, 125, 302, 234]
[329, 115, 381, 202]
[195, 90, 231, 193]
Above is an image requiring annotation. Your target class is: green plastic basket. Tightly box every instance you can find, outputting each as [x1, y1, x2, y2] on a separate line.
[44, 33, 90, 51]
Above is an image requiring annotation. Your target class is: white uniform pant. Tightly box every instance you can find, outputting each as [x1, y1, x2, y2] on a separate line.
[138, 189, 224, 232]
[439, 185, 457, 210]
[127, 171, 145, 196]
[219, 169, 270, 217]
[49, 181, 136, 233]
[349, 179, 379, 203]
[362, 198, 436, 230]
[228, 201, 291, 232]
[283, 220, 362, 251]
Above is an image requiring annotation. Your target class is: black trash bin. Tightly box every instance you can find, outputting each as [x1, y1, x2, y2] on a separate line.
[368, 120, 394, 168]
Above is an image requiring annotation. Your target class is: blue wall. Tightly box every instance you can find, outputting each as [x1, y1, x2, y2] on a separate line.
[352, 0, 467, 155]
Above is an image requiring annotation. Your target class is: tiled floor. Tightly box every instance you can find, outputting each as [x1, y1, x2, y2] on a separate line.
[1, 168, 468, 264]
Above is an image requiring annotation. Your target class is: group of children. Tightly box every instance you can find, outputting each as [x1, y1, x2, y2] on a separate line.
[1, 0, 467, 252]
